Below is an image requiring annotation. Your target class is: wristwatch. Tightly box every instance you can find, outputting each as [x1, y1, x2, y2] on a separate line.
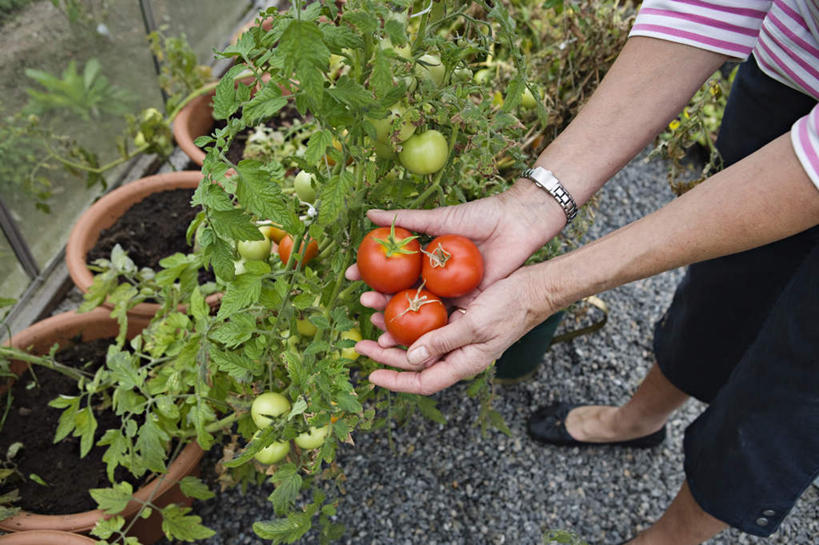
[520, 166, 578, 224]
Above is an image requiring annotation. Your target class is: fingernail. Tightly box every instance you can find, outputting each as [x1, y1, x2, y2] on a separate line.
[407, 346, 429, 365]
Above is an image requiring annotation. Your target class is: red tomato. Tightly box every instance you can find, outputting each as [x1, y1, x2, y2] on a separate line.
[357, 225, 422, 293]
[384, 288, 448, 346]
[421, 235, 484, 298]
[278, 235, 319, 266]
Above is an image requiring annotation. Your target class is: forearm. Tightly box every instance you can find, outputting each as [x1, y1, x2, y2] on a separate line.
[529, 133, 819, 314]
[505, 37, 728, 225]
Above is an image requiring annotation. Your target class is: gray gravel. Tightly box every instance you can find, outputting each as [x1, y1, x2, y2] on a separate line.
[106, 149, 815, 544]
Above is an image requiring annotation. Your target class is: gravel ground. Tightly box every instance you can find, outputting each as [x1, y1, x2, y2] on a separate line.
[181, 150, 818, 545]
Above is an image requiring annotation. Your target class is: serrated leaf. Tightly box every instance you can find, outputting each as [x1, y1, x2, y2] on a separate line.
[210, 346, 262, 382]
[269, 468, 302, 516]
[370, 48, 393, 99]
[179, 476, 215, 500]
[91, 515, 126, 539]
[212, 65, 247, 120]
[304, 129, 333, 166]
[209, 208, 263, 242]
[244, 83, 288, 125]
[413, 394, 446, 426]
[160, 504, 216, 542]
[208, 313, 255, 348]
[235, 160, 300, 233]
[317, 171, 353, 225]
[90, 481, 134, 515]
[253, 511, 312, 543]
[320, 24, 362, 51]
[216, 273, 263, 319]
[74, 406, 98, 458]
[98, 429, 128, 481]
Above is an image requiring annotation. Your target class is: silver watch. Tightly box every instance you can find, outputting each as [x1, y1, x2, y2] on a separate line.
[520, 166, 578, 224]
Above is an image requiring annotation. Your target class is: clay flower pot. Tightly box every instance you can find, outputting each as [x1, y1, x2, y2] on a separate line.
[0, 530, 97, 545]
[0, 309, 204, 545]
[65, 170, 220, 320]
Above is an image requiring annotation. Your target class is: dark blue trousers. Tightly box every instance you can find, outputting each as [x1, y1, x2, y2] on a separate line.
[653, 57, 819, 536]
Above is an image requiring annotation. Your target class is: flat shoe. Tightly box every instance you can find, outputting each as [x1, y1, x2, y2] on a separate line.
[526, 402, 666, 448]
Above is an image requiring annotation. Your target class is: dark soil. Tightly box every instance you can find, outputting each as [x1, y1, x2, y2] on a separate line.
[0, 338, 142, 514]
[86, 188, 214, 284]
[211, 103, 304, 165]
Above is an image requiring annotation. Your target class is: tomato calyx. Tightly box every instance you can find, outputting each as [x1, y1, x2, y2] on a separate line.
[374, 222, 419, 258]
[421, 242, 452, 269]
[391, 284, 443, 322]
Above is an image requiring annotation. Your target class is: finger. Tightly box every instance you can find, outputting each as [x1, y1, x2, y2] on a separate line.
[377, 330, 400, 348]
[360, 291, 389, 311]
[370, 312, 387, 331]
[367, 208, 450, 236]
[345, 263, 361, 281]
[355, 341, 423, 370]
[368, 345, 493, 394]
[404, 315, 477, 367]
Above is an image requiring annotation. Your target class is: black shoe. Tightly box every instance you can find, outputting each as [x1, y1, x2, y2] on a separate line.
[526, 402, 666, 448]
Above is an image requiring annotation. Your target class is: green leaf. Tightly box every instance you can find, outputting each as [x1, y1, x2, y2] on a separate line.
[333, 391, 362, 414]
[0, 506, 20, 521]
[160, 504, 216, 542]
[317, 171, 353, 225]
[74, 406, 98, 458]
[244, 83, 288, 125]
[179, 476, 215, 500]
[135, 418, 167, 474]
[216, 273, 263, 320]
[253, 511, 313, 543]
[304, 129, 333, 166]
[208, 313, 255, 348]
[28, 474, 47, 486]
[98, 429, 128, 481]
[212, 65, 247, 120]
[320, 24, 362, 52]
[91, 515, 126, 539]
[90, 481, 134, 515]
[210, 346, 262, 382]
[206, 237, 235, 282]
[370, 48, 394, 99]
[326, 76, 374, 111]
[278, 20, 329, 76]
[269, 465, 302, 515]
[413, 394, 446, 426]
[235, 159, 300, 233]
[209, 208, 263, 242]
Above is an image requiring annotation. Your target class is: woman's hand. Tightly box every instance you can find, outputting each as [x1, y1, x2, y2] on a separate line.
[345, 181, 567, 305]
[354, 266, 555, 394]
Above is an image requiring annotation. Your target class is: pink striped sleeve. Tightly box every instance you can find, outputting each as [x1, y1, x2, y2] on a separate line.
[792, 106, 819, 191]
[630, 0, 772, 59]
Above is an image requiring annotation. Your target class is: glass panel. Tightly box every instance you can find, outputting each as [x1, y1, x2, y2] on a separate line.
[0, 232, 29, 302]
[0, 0, 253, 301]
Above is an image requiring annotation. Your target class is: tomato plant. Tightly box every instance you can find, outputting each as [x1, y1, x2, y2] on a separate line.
[399, 130, 449, 175]
[278, 235, 319, 266]
[384, 287, 448, 346]
[414, 53, 446, 87]
[237, 238, 272, 261]
[357, 224, 421, 294]
[421, 234, 484, 298]
[252, 432, 291, 464]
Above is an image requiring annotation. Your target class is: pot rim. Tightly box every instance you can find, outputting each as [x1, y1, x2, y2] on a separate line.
[0, 529, 98, 544]
[0, 309, 204, 534]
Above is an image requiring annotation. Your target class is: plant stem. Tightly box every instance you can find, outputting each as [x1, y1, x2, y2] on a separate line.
[0, 347, 90, 383]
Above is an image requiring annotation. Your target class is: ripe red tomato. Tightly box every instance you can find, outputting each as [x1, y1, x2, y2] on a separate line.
[279, 235, 319, 266]
[357, 225, 422, 293]
[384, 288, 448, 346]
[421, 234, 484, 298]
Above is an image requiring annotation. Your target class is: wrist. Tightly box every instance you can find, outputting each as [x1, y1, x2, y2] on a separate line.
[499, 178, 568, 245]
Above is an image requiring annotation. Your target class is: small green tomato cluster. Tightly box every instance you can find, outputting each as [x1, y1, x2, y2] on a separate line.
[249, 391, 331, 465]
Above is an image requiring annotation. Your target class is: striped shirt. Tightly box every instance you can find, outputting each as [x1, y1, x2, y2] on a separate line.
[630, 0, 819, 190]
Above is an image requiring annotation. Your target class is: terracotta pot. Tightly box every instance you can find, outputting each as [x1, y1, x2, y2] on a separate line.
[0, 309, 205, 544]
[65, 170, 220, 320]
[0, 530, 97, 544]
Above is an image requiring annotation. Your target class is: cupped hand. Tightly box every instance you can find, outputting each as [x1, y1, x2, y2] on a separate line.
[345, 188, 564, 304]
[354, 267, 555, 394]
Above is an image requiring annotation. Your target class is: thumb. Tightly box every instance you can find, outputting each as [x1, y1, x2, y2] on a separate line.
[405, 315, 475, 367]
[367, 207, 449, 236]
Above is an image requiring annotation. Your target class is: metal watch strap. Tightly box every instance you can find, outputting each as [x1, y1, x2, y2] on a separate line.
[520, 166, 579, 224]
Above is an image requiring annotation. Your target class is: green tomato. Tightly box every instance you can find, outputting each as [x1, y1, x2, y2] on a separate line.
[238, 227, 272, 261]
[294, 425, 330, 450]
[252, 431, 290, 465]
[251, 392, 291, 429]
[234, 259, 247, 276]
[473, 68, 491, 85]
[294, 171, 317, 203]
[520, 87, 537, 109]
[369, 105, 416, 144]
[453, 67, 473, 83]
[339, 328, 362, 360]
[296, 318, 317, 337]
[414, 54, 446, 87]
[399, 130, 449, 175]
